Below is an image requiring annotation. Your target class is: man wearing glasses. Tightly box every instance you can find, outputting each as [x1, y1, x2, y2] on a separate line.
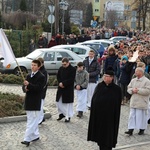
[56, 57, 76, 122]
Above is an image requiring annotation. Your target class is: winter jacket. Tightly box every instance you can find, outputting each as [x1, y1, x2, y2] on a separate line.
[113, 58, 121, 78]
[128, 76, 150, 109]
[104, 55, 117, 72]
[83, 56, 100, 83]
[74, 69, 89, 89]
[48, 40, 57, 48]
[119, 62, 130, 84]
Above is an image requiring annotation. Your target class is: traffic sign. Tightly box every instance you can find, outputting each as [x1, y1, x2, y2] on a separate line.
[114, 21, 118, 27]
[48, 15, 55, 24]
[93, 16, 97, 21]
[92, 21, 97, 27]
[48, 5, 55, 13]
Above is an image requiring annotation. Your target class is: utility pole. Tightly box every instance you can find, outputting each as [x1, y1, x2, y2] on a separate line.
[12, 0, 14, 12]
[33, 0, 35, 14]
[1, 0, 4, 12]
[54, 0, 59, 35]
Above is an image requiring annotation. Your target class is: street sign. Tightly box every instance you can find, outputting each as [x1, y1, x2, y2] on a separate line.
[48, 5, 55, 13]
[93, 16, 97, 21]
[48, 15, 55, 24]
[92, 21, 97, 27]
[114, 21, 118, 27]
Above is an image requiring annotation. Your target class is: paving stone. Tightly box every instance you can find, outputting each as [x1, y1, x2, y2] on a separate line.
[0, 83, 150, 150]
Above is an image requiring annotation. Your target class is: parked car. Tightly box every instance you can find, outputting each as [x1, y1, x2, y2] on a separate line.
[77, 42, 105, 57]
[0, 48, 82, 75]
[52, 45, 99, 59]
[109, 36, 129, 44]
[81, 39, 114, 49]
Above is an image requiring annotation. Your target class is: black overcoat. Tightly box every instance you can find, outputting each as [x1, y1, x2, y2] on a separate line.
[87, 81, 122, 148]
[23, 71, 45, 110]
[56, 64, 76, 103]
[39, 65, 48, 99]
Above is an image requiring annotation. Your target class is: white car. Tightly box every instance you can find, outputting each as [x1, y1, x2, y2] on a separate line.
[77, 39, 113, 50]
[0, 48, 82, 75]
[109, 36, 129, 44]
[52, 45, 99, 59]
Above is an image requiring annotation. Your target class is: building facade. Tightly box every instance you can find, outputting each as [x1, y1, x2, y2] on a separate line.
[91, 0, 150, 30]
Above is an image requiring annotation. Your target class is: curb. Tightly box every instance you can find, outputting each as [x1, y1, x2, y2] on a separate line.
[114, 141, 150, 149]
[0, 111, 51, 123]
[0, 83, 57, 89]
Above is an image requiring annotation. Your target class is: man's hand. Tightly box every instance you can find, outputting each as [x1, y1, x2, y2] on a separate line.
[25, 86, 29, 92]
[76, 85, 80, 90]
[24, 80, 29, 86]
[59, 82, 64, 88]
[132, 88, 139, 94]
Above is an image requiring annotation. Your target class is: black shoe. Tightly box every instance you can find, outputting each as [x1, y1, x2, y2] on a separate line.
[88, 107, 91, 110]
[21, 141, 30, 147]
[32, 137, 40, 142]
[138, 129, 144, 135]
[65, 118, 70, 123]
[39, 118, 45, 125]
[148, 119, 150, 124]
[125, 129, 133, 136]
[57, 114, 65, 121]
[77, 111, 83, 118]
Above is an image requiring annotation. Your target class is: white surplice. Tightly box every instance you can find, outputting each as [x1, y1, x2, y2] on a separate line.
[24, 111, 40, 142]
[128, 108, 148, 130]
[56, 97, 74, 120]
[76, 89, 87, 112]
[87, 83, 97, 108]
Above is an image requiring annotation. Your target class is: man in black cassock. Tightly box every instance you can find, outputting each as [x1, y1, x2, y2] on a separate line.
[87, 69, 122, 150]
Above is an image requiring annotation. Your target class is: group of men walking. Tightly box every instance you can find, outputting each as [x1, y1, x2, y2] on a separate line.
[56, 50, 100, 122]
[20, 46, 150, 150]
[20, 49, 101, 147]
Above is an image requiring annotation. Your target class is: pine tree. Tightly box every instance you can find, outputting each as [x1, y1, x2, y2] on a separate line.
[20, 0, 27, 11]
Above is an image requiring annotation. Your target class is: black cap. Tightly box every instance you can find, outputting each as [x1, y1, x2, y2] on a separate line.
[105, 67, 114, 76]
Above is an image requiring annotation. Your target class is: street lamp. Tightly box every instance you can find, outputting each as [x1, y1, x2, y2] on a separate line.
[59, 0, 69, 35]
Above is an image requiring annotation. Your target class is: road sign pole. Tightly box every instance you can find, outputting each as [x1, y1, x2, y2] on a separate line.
[48, 5, 55, 38]
[51, 13, 53, 36]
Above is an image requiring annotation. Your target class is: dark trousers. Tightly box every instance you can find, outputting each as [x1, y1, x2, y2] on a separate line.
[99, 145, 112, 150]
[120, 83, 128, 99]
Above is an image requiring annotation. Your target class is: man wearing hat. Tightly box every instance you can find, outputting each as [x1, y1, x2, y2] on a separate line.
[87, 68, 122, 150]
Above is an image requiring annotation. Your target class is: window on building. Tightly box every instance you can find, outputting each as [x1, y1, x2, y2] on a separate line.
[95, 0, 99, 2]
[124, 16, 130, 20]
[125, 5, 130, 10]
[132, 11, 137, 16]
[95, 9, 99, 12]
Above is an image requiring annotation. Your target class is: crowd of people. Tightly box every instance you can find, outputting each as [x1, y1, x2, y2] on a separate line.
[29, 27, 144, 53]
[21, 28, 150, 150]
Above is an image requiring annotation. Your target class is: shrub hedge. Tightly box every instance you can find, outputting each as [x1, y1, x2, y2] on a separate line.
[0, 74, 58, 117]
[0, 74, 58, 86]
[0, 92, 25, 117]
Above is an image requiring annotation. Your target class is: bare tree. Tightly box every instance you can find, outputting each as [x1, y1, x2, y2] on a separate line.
[3, 10, 37, 29]
[137, 0, 150, 30]
[67, 0, 88, 10]
[105, 10, 119, 29]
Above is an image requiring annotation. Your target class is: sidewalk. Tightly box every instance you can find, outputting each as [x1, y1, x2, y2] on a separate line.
[0, 83, 150, 150]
